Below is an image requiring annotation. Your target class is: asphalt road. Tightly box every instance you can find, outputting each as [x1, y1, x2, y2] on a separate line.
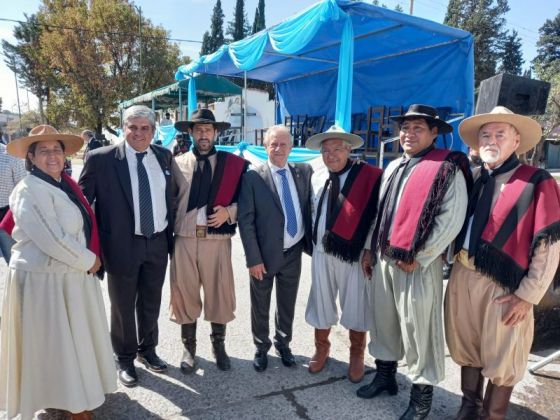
[0, 162, 558, 419]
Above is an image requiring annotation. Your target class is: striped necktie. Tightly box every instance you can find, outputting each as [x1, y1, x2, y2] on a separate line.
[136, 152, 154, 237]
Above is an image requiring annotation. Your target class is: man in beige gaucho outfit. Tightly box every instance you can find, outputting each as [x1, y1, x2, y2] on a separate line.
[446, 106, 560, 420]
[170, 109, 248, 373]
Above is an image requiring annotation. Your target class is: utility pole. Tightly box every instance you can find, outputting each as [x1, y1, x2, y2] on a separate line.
[409, 0, 414, 15]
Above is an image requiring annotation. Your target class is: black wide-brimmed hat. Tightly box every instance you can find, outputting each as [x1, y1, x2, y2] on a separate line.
[175, 109, 231, 132]
[390, 104, 453, 134]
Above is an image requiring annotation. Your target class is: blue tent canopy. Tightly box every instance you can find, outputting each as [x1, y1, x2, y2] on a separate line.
[175, 0, 474, 150]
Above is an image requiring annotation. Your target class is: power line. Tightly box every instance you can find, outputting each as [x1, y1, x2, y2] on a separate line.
[0, 17, 202, 44]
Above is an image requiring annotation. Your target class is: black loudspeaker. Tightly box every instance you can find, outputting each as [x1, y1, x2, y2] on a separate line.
[476, 73, 550, 116]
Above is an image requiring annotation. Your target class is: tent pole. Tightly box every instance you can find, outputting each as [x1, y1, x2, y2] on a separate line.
[243, 71, 247, 142]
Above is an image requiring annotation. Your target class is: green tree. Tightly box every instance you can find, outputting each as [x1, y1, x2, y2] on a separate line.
[227, 0, 250, 42]
[35, 0, 186, 132]
[499, 30, 524, 75]
[202, 0, 225, 55]
[2, 13, 56, 123]
[444, 0, 510, 86]
[394, 4, 404, 12]
[533, 11, 560, 138]
[252, 0, 266, 34]
[200, 31, 212, 55]
[533, 12, 560, 71]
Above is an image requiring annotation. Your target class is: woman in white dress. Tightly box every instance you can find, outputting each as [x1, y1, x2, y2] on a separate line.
[0, 125, 116, 420]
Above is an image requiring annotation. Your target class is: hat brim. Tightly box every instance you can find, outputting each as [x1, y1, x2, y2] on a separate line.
[390, 114, 454, 134]
[175, 119, 231, 132]
[7, 133, 84, 159]
[458, 113, 542, 154]
[305, 131, 364, 150]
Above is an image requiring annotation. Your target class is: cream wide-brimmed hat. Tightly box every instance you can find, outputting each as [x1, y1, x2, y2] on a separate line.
[7, 125, 84, 159]
[459, 106, 542, 154]
[305, 125, 364, 150]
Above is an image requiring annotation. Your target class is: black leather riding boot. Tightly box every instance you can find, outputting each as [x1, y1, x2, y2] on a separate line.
[210, 322, 231, 371]
[180, 322, 197, 373]
[356, 359, 398, 399]
[399, 384, 433, 420]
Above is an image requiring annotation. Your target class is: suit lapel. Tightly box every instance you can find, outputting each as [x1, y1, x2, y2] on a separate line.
[258, 164, 283, 211]
[115, 142, 134, 213]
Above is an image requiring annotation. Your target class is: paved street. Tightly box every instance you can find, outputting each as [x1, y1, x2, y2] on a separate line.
[0, 162, 558, 419]
[1, 233, 559, 419]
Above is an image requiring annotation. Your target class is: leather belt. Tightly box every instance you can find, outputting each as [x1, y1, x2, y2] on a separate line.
[196, 225, 207, 238]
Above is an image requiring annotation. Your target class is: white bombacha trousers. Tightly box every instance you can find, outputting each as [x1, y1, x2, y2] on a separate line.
[305, 249, 372, 332]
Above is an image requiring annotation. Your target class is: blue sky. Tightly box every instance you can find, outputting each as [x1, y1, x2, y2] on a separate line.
[0, 0, 554, 113]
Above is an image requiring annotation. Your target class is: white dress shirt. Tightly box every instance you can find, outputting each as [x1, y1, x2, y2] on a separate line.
[268, 161, 304, 249]
[124, 141, 167, 235]
[313, 169, 350, 254]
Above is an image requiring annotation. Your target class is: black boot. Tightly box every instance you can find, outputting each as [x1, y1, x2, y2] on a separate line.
[399, 384, 433, 420]
[180, 322, 197, 374]
[356, 359, 398, 399]
[210, 322, 231, 371]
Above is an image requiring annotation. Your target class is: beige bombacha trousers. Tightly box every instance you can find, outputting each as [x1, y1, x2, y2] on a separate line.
[445, 259, 533, 387]
[169, 235, 236, 325]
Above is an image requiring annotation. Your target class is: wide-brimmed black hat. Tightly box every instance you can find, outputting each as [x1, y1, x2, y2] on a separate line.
[390, 104, 453, 134]
[175, 109, 231, 132]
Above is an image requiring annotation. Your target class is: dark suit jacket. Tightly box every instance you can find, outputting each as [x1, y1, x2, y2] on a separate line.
[79, 142, 176, 276]
[238, 162, 313, 275]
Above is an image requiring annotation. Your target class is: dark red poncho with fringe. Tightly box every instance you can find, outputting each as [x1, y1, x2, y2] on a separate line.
[472, 164, 560, 291]
[385, 148, 471, 264]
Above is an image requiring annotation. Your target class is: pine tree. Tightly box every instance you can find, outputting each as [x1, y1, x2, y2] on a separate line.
[498, 30, 524, 75]
[200, 31, 212, 55]
[533, 12, 560, 72]
[208, 0, 225, 54]
[533, 11, 560, 138]
[227, 0, 250, 42]
[252, 0, 266, 34]
[251, 7, 260, 34]
[443, 0, 510, 86]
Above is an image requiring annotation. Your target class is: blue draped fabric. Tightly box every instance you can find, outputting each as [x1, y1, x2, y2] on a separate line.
[175, 0, 353, 131]
[155, 125, 177, 148]
[174, 0, 474, 152]
[188, 77, 197, 119]
[215, 142, 320, 163]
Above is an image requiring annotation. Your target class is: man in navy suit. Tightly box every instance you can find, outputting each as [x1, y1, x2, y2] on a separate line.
[238, 125, 313, 372]
[80, 105, 181, 387]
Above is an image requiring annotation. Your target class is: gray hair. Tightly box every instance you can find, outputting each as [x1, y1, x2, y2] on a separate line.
[81, 129, 95, 139]
[263, 125, 293, 146]
[123, 105, 156, 130]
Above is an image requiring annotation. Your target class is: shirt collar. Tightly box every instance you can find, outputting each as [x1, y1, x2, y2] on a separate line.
[124, 140, 152, 158]
[268, 160, 289, 173]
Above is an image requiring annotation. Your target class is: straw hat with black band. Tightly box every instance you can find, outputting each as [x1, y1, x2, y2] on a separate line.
[390, 104, 453, 134]
[7, 125, 83, 159]
[174, 109, 231, 132]
[458, 106, 542, 155]
[305, 125, 364, 150]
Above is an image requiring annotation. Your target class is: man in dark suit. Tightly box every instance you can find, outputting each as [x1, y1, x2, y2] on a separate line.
[79, 105, 180, 387]
[238, 125, 313, 372]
